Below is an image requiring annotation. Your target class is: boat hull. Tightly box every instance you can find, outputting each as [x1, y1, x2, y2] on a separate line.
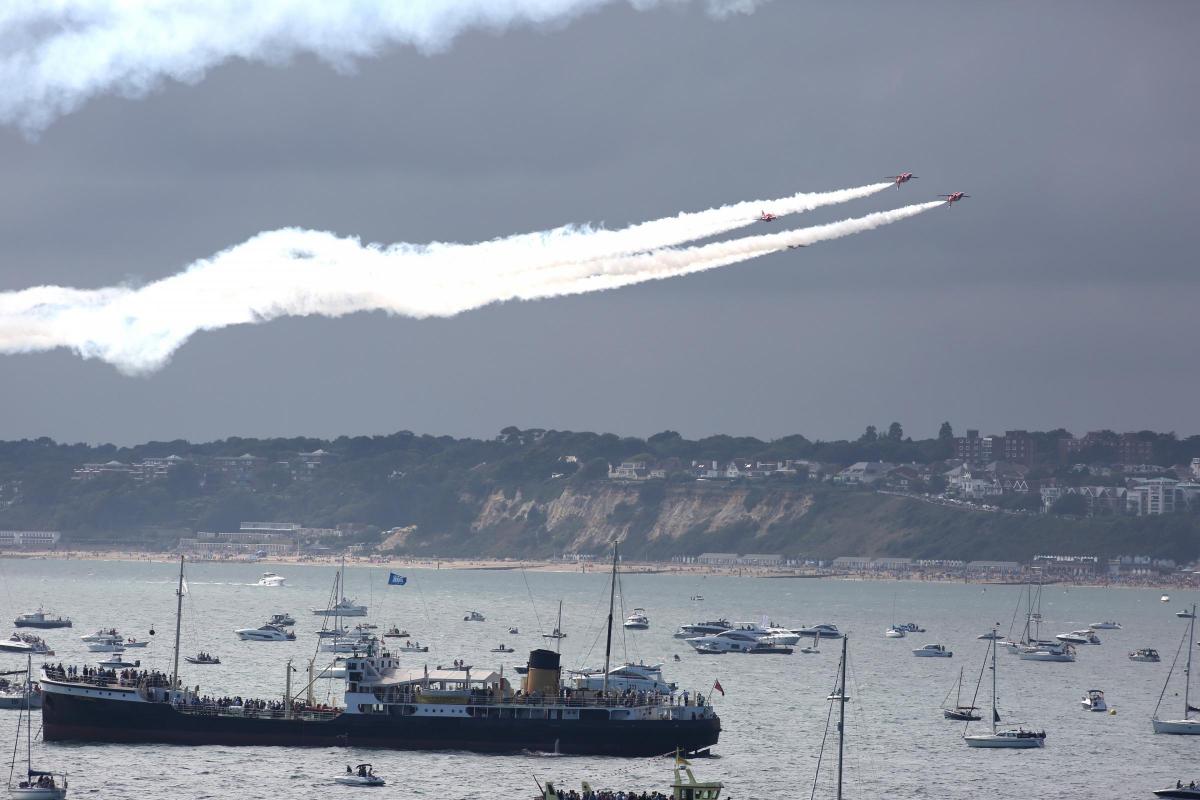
[963, 734, 1044, 748]
[41, 689, 721, 756]
[1153, 718, 1200, 735]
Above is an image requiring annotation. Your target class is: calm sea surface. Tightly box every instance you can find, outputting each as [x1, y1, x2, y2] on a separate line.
[0, 558, 1194, 799]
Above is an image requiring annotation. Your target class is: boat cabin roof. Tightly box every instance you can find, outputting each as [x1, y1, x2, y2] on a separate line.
[371, 667, 506, 688]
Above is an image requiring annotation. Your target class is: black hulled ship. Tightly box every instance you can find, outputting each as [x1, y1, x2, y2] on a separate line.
[40, 551, 720, 756]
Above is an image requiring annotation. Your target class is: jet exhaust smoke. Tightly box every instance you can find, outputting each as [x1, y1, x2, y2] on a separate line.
[0, 0, 766, 135]
[0, 195, 940, 375]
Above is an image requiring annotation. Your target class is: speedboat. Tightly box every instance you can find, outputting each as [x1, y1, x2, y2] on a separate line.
[885, 626, 907, 638]
[13, 608, 72, 629]
[1155, 784, 1200, 798]
[0, 634, 53, 655]
[791, 623, 843, 640]
[623, 609, 650, 629]
[96, 656, 139, 668]
[1130, 648, 1161, 663]
[690, 595, 704, 601]
[674, 619, 732, 639]
[79, 629, 120, 643]
[235, 624, 296, 641]
[490, 645, 514, 653]
[335, 764, 385, 786]
[1056, 630, 1101, 645]
[686, 629, 764, 653]
[85, 641, 126, 653]
[964, 728, 1047, 748]
[508, 627, 519, 635]
[1177, 609, 1196, 619]
[1089, 621, 1121, 630]
[1081, 689, 1107, 712]
[121, 637, 149, 648]
[184, 653, 221, 665]
[267, 613, 296, 627]
[570, 662, 676, 693]
[383, 626, 409, 638]
[1162, 595, 1171, 603]
[913, 643, 953, 658]
[396, 642, 428, 653]
[463, 610, 486, 622]
[312, 597, 367, 617]
[255, 572, 286, 587]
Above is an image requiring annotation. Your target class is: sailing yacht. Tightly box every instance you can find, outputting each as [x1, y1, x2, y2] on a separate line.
[8, 656, 67, 799]
[963, 627, 1046, 748]
[942, 667, 981, 721]
[810, 634, 852, 799]
[542, 601, 567, 641]
[311, 559, 367, 617]
[1152, 603, 1200, 735]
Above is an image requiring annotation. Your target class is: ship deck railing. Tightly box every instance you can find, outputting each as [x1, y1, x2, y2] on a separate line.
[171, 702, 342, 721]
[384, 690, 707, 711]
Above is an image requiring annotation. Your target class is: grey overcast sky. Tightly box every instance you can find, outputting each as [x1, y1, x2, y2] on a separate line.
[1, 0, 1198, 445]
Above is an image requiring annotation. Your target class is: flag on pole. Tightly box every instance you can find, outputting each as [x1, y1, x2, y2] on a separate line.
[388, 573, 407, 586]
[712, 679, 725, 696]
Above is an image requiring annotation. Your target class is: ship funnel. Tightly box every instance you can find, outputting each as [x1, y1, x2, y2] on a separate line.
[523, 649, 561, 696]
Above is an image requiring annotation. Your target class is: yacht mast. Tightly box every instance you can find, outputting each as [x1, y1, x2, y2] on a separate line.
[990, 627, 998, 735]
[24, 654, 31, 780]
[601, 542, 618, 696]
[1186, 604, 1196, 719]
[836, 633, 848, 800]
[170, 554, 185, 692]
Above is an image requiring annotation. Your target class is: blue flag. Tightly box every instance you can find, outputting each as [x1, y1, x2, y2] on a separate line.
[388, 573, 407, 586]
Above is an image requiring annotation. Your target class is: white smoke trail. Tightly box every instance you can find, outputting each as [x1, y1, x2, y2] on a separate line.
[0, 0, 766, 135]
[0, 200, 940, 374]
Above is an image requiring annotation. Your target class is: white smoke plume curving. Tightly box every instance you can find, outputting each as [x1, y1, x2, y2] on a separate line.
[0, 199, 940, 375]
[0, 0, 767, 135]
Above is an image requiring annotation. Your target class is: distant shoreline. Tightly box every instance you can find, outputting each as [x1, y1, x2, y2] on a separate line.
[2, 548, 1195, 592]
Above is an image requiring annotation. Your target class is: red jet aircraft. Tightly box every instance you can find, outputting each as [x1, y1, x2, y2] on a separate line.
[939, 192, 970, 206]
[887, 172, 917, 187]
[758, 210, 777, 222]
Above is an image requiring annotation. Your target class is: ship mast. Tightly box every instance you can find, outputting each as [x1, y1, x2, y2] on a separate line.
[990, 626, 999, 735]
[835, 634, 847, 800]
[601, 542, 618, 696]
[1186, 604, 1196, 719]
[170, 554, 184, 692]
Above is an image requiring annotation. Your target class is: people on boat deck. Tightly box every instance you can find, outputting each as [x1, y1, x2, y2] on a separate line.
[19, 775, 58, 789]
[545, 788, 669, 800]
[346, 765, 375, 778]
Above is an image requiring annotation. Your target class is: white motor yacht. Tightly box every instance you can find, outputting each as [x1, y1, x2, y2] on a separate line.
[1089, 621, 1121, 630]
[235, 624, 296, 641]
[78, 629, 120, 643]
[674, 619, 732, 639]
[255, 572, 286, 587]
[312, 597, 368, 617]
[623, 609, 650, 630]
[913, 643, 953, 658]
[571, 662, 676, 694]
[0, 634, 53, 656]
[885, 626, 907, 638]
[1162, 595, 1171, 603]
[1081, 689, 1108, 712]
[319, 634, 375, 653]
[791, 623, 843, 640]
[685, 629, 764, 653]
[1019, 643, 1076, 662]
[84, 642, 125, 653]
[1056, 630, 1101, 645]
[1130, 648, 1161, 663]
[724, 622, 797, 646]
[336, 765, 385, 786]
